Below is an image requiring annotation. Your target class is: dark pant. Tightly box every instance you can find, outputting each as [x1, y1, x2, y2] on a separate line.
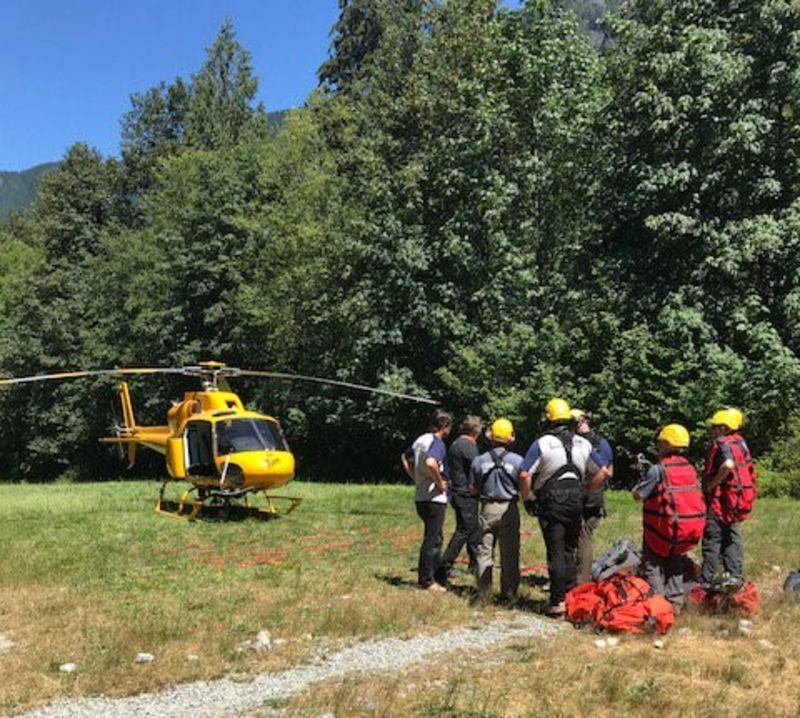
[699, 510, 744, 584]
[641, 544, 685, 610]
[538, 480, 583, 607]
[416, 500, 447, 587]
[440, 492, 480, 579]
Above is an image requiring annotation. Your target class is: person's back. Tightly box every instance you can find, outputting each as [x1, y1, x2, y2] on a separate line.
[470, 418, 526, 604]
[440, 415, 483, 582]
[520, 399, 607, 618]
[472, 446, 524, 502]
[449, 431, 479, 497]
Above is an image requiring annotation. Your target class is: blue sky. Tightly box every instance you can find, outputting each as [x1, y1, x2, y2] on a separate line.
[2, 1, 522, 173]
[1, 0, 342, 171]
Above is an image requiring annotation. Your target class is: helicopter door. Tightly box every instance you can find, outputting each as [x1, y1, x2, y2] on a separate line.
[184, 420, 217, 477]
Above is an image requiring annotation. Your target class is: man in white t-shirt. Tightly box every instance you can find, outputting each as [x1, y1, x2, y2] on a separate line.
[402, 409, 453, 591]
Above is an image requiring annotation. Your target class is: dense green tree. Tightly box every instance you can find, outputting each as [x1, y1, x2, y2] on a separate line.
[0, 144, 128, 480]
[120, 78, 191, 204]
[140, 140, 265, 362]
[184, 19, 267, 151]
[599, 0, 800, 458]
[120, 20, 266, 210]
[4, 0, 800, 487]
[299, 0, 611, 475]
[319, 0, 387, 94]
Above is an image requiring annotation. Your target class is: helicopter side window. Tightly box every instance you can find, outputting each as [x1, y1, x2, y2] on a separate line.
[216, 419, 289, 455]
[185, 420, 217, 476]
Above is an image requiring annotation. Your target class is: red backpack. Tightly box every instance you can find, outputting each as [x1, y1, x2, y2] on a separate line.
[643, 455, 706, 557]
[689, 582, 759, 616]
[566, 574, 675, 634]
[705, 434, 757, 524]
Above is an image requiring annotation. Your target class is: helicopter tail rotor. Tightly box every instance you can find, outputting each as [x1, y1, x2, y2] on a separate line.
[104, 381, 140, 468]
[108, 398, 126, 463]
[118, 382, 139, 467]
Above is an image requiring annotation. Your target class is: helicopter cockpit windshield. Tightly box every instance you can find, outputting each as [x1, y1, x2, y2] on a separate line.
[216, 418, 289, 455]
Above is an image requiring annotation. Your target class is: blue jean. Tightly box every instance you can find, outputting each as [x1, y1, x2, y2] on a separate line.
[416, 501, 447, 587]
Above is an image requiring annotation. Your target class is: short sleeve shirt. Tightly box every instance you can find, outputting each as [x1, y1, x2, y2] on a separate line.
[521, 432, 605, 493]
[469, 448, 525, 501]
[448, 435, 479, 496]
[407, 432, 449, 504]
[706, 439, 735, 478]
[633, 462, 664, 500]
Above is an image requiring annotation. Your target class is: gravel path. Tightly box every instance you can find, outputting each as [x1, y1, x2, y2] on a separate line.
[17, 613, 560, 718]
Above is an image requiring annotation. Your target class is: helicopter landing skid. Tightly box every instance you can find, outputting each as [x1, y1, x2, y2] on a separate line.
[154, 480, 302, 521]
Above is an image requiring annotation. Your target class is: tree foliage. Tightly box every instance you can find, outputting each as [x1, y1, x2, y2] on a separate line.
[2, 4, 800, 485]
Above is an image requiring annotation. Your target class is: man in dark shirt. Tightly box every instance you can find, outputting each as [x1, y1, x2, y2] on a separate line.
[438, 415, 483, 583]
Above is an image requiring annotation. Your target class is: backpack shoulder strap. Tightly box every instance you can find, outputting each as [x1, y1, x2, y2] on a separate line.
[548, 430, 582, 482]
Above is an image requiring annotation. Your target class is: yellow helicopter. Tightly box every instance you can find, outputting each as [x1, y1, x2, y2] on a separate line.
[0, 361, 438, 519]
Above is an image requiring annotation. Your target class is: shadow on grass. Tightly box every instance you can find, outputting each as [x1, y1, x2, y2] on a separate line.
[521, 572, 550, 589]
[377, 572, 419, 589]
[158, 501, 283, 522]
[376, 571, 557, 618]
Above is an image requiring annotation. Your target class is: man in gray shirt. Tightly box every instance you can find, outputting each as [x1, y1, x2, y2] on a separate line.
[469, 418, 529, 604]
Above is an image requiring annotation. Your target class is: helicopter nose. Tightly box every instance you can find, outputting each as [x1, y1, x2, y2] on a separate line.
[233, 450, 295, 488]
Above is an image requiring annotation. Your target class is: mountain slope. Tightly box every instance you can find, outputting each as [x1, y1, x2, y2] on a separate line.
[0, 163, 59, 220]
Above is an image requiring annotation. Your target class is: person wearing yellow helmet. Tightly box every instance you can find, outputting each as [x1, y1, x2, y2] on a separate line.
[571, 408, 615, 585]
[699, 407, 757, 590]
[468, 418, 528, 604]
[633, 424, 705, 612]
[520, 399, 609, 618]
[438, 415, 484, 583]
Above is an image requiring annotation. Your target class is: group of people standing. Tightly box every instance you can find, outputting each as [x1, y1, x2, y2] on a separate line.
[633, 408, 756, 612]
[402, 400, 756, 619]
[402, 399, 612, 618]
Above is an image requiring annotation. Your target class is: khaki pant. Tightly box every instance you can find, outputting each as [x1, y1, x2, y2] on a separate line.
[476, 500, 520, 601]
[576, 513, 602, 585]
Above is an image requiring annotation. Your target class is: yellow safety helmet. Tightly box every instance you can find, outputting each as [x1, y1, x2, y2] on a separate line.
[491, 418, 514, 443]
[657, 423, 690, 449]
[545, 398, 571, 422]
[708, 407, 742, 431]
[727, 408, 744, 430]
[570, 408, 587, 422]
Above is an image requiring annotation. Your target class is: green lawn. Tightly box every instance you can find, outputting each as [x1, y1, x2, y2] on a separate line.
[0, 480, 798, 716]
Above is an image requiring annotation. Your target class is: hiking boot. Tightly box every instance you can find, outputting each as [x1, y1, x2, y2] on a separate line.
[710, 572, 744, 593]
[423, 582, 447, 593]
[500, 593, 519, 609]
[545, 602, 566, 620]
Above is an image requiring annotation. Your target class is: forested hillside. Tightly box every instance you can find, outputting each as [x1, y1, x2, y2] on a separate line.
[1, 1, 799, 486]
[0, 163, 59, 219]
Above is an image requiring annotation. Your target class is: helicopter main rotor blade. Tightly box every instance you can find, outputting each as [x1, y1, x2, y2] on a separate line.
[0, 364, 440, 405]
[0, 367, 186, 386]
[236, 370, 439, 406]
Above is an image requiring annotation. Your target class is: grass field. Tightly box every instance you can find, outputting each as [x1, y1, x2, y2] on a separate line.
[0, 479, 799, 717]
